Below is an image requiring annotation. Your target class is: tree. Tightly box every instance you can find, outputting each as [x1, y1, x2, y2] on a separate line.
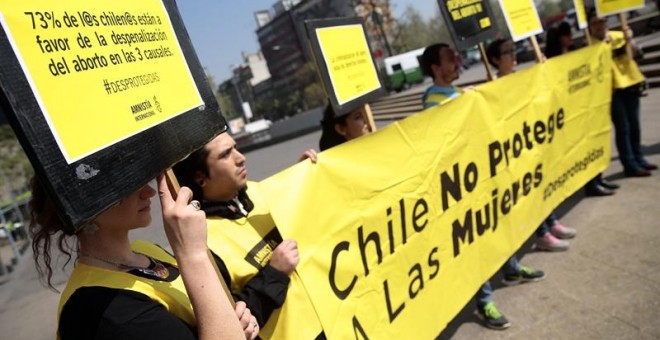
[391, 5, 436, 53]
[217, 92, 239, 120]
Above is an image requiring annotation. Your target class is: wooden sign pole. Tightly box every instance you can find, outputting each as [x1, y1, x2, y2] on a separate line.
[619, 14, 634, 58]
[529, 36, 544, 63]
[478, 42, 495, 81]
[584, 27, 592, 46]
[165, 169, 236, 308]
[362, 103, 377, 132]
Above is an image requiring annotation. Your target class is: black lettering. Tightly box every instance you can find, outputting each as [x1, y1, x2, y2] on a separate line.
[384, 279, 405, 322]
[408, 263, 424, 299]
[488, 141, 502, 177]
[412, 198, 428, 232]
[534, 163, 543, 187]
[452, 209, 473, 257]
[441, 162, 462, 211]
[428, 247, 440, 279]
[501, 189, 512, 215]
[329, 241, 356, 300]
[352, 316, 370, 340]
[358, 226, 382, 276]
[465, 162, 478, 193]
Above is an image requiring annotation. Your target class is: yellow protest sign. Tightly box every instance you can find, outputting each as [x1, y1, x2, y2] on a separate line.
[315, 23, 381, 106]
[573, 0, 588, 29]
[438, 0, 498, 51]
[0, 0, 202, 163]
[257, 44, 612, 338]
[595, 0, 645, 16]
[498, 0, 544, 41]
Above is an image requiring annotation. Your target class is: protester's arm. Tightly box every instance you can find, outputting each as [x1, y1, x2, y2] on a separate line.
[158, 174, 246, 340]
[211, 251, 290, 326]
[237, 264, 291, 326]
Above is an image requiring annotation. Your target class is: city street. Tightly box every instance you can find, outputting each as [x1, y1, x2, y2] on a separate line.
[0, 86, 659, 340]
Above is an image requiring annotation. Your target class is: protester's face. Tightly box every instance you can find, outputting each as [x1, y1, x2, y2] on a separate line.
[589, 17, 607, 40]
[560, 34, 572, 49]
[95, 184, 156, 230]
[336, 110, 370, 141]
[433, 47, 460, 83]
[497, 41, 517, 75]
[199, 133, 247, 201]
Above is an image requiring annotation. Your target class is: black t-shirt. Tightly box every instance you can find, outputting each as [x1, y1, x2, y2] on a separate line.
[59, 262, 197, 340]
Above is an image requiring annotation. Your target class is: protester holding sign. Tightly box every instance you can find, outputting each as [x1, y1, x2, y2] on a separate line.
[420, 42, 548, 330]
[30, 174, 252, 340]
[319, 104, 371, 151]
[486, 38, 577, 252]
[173, 133, 323, 340]
[544, 23, 620, 196]
[545, 21, 575, 58]
[588, 10, 657, 177]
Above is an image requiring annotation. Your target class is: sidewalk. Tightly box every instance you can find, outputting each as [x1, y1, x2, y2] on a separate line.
[0, 89, 659, 339]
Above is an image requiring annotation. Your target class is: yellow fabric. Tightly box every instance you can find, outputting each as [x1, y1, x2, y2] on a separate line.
[607, 31, 645, 89]
[257, 44, 612, 338]
[58, 240, 195, 329]
[206, 183, 323, 339]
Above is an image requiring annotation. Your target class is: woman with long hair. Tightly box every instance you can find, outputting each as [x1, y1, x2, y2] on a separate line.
[31, 172, 256, 339]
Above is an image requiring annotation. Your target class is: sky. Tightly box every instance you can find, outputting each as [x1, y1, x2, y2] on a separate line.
[175, 0, 437, 84]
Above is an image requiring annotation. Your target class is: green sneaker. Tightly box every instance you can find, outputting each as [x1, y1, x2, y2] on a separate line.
[502, 265, 546, 286]
[478, 301, 511, 330]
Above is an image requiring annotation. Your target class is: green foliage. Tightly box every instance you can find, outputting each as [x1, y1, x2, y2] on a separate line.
[538, 0, 563, 18]
[217, 92, 239, 120]
[0, 125, 33, 198]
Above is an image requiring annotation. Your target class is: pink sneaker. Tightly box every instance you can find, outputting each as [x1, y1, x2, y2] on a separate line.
[536, 232, 569, 251]
[550, 221, 577, 239]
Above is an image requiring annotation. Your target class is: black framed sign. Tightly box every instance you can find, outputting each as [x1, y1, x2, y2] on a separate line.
[305, 17, 386, 116]
[0, 0, 226, 233]
[437, 0, 498, 51]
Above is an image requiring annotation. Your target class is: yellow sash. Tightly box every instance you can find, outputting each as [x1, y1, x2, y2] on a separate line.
[206, 182, 324, 339]
[608, 31, 645, 89]
[58, 240, 195, 329]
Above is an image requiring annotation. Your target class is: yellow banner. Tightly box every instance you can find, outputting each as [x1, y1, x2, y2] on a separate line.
[573, 0, 588, 29]
[498, 0, 543, 41]
[0, 0, 202, 163]
[257, 44, 612, 339]
[595, 0, 645, 16]
[316, 24, 381, 105]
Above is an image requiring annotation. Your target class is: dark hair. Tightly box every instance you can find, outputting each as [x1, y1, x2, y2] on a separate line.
[319, 104, 349, 151]
[420, 43, 450, 79]
[485, 39, 508, 69]
[172, 144, 211, 200]
[557, 21, 572, 37]
[545, 22, 573, 58]
[29, 176, 76, 291]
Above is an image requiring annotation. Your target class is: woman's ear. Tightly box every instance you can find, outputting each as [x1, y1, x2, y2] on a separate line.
[334, 123, 348, 138]
[194, 171, 206, 187]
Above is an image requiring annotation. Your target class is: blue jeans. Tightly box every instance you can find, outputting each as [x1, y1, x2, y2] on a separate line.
[476, 257, 519, 306]
[611, 89, 647, 171]
[535, 212, 557, 237]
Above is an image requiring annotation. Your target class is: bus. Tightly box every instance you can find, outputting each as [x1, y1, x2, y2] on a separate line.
[384, 47, 425, 92]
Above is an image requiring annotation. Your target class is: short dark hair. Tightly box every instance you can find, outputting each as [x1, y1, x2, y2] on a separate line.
[420, 43, 450, 79]
[486, 39, 508, 69]
[172, 142, 212, 200]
